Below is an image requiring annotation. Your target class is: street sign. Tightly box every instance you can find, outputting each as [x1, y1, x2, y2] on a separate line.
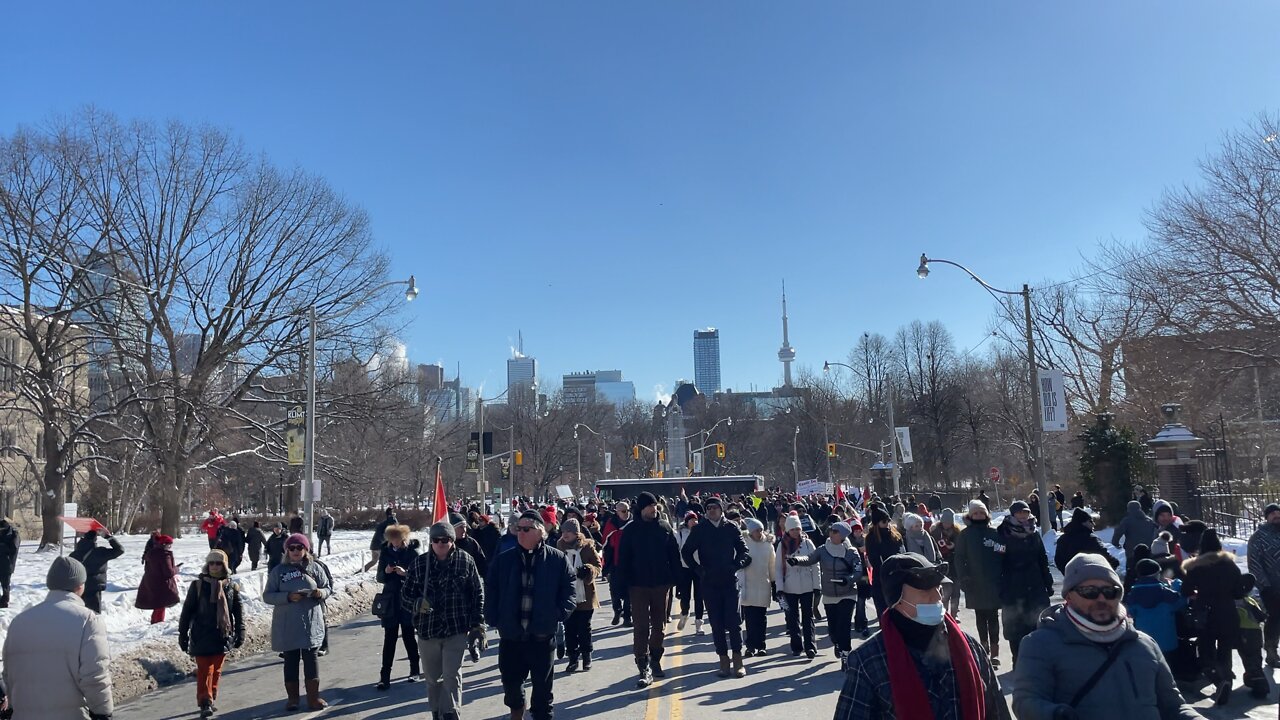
[286, 405, 305, 466]
[989, 467, 1001, 483]
[1037, 369, 1068, 432]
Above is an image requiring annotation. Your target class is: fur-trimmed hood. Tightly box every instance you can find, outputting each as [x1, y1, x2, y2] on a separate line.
[1181, 549, 1235, 573]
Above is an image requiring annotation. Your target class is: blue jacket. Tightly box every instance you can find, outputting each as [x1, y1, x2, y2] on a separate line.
[1126, 576, 1185, 653]
[484, 542, 577, 641]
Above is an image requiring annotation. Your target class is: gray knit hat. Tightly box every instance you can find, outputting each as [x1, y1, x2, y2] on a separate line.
[429, 520, 456, 541]
[47, 556, 87, 592]
[1062, 553, 1121, 597]
[561, 518, 581, 535]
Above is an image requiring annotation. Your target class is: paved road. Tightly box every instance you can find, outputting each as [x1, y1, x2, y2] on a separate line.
[120, 586, 1278, 719]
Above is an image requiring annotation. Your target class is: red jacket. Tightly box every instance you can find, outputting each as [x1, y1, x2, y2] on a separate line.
[200, 514, 225, 539]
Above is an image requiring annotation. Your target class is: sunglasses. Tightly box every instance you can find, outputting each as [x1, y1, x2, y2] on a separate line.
[431, 537, 454, 544]
[1072, 585, 1122, 600]
[286, 545, 306, 551]
[516, 525, 539, 533]
[892, 565, 949, 589]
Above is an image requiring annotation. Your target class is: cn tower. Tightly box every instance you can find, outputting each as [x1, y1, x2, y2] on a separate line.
[778, 280, 796, 388]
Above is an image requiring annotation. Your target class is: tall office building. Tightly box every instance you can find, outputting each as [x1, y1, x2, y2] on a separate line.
[562, 370, 636, 406]
[693, 328, 721, 394]
[507, 330, 537, 396]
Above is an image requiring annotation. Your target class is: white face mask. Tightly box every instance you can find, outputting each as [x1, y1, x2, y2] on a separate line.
[903, 600, 946, 626]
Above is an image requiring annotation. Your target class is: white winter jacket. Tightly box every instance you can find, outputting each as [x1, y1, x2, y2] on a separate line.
[739, 534, 775, 608]
[2, 590, 114, 719]
[775, 537, 821, 595]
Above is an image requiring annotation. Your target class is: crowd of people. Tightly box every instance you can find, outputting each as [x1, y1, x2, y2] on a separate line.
[0, 488, 1276, 719]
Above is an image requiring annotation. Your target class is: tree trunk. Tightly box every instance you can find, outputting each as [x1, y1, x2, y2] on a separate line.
[159, 463, 186, 538]
[38, 460, 68, 548]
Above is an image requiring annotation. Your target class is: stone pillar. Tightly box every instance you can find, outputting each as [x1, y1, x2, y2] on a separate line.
[1145, 403, 1202, 515]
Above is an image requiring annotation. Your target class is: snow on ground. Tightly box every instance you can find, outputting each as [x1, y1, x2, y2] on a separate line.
[0, 528, 377, 660]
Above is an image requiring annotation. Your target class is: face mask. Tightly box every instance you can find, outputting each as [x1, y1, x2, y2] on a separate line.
[904, 600, 946, 626]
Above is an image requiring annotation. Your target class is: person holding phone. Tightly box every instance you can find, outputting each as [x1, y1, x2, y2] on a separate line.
[375, 524, 420, 690]
[264, 534, 331, 711]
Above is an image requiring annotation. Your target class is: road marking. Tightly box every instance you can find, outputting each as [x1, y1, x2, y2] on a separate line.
[670, 630, 684, 720]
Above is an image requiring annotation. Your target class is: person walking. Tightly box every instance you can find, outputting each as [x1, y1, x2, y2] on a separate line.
[316, 509, 335, 556]
[618, 492, 682, 687]
[1246, 501, 1280, 667]
[265, 522, 287, 571]
[601, 500, 633, 627]
[1012, 553, 1204, 720]
[1054, 508, 1119, 574]
[375, 523, 421, 689]
[1126, 558, 1186, 659]
[864, 506, 905, 617]
[136, 533, 180, 624]
[1071, 491, 1085, 510]
[71, 528, 125, 614]
[953, 500, 1005, 668]
[788, 520, 863, 661]
[471, 513, 502, 561]
[674, 511, 705, 634]
[246, 521, 267, 571]
[834, 552, 1009, 720]
[451, 513, 489, 580]
[0, 517, 18, 608]
[902, 513, 939, 563]
[264, 533, 332, 711]
[1181, 528, 1242, 704]
[1112, 500, 1158, 567]
[776, 514, 821, 660]
[485, 511, 575, 720]
[178, 550, 245, 719]
[201, 509, 225, 550]
[215, 521, 246, 574]
[997, 501, 1053, 667]
[681, 496, 752, 678]
[365, 508, 398, 573]
[556, 518, 601, 673]
[930, 508, 962, 617]
[403, 521, 484, 720]
[2, 556, 114, 720]
[739, 518, 774, 656]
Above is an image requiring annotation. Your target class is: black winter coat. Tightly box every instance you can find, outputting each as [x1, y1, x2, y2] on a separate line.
[179, 575, 245, 656]
[457, 535, 488, 579]
[484, 543, 575, 640]
[245, 527, 267, 559]
[864, 528, 905, 577]
[472, 523, 501, 561]
[371, 516, 397, 551]
[1181, 550, 1242, 644]
[377, 540, 421, 627]
[265, 531, 287, 569]
[680, 519, 751, 583]
[0, 521, 18, 572]
[1053, 523, 1117, 574]
[997, 519, 1053, 609]
[215, 526, 245, 564]
[618, 516, 682, 588]
[70, 534, 124, 612]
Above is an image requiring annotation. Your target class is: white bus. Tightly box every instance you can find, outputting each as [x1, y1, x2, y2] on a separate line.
[593, 475, 765, 501]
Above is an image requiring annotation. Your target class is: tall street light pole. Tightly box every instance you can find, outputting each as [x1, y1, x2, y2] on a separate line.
[917, 254, 1048, 532]
[305, 275, 419, 541]
[574, 423, 603, 486]
[824, 360, 899, 496]
[792, 426, 800, 489]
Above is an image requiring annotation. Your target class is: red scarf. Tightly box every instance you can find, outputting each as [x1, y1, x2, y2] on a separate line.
[879, 610, 985, 720]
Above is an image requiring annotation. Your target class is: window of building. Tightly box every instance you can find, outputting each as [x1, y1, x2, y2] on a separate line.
[35, 431, 45, 460]
[0, 428, 14, 458]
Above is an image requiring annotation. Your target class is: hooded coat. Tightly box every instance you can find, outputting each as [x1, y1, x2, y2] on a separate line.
[953, 518, 1003, 610]
[1011, 605, 1201, 720]
[996, 517, 1052, 611]
[1054, 516, 1117, 575]
[1180, 549, 1241, 645]
[738, 532, 775, 608]
[135, 541, 180, 610]
[556, 532, 601, 611]
[1126, 576, 1185, 653]
[376, 538, 421, 628]
[1112, 501, 1157, 560]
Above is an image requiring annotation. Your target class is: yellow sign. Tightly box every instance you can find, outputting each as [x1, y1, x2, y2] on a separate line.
[286, 405, 306, 466]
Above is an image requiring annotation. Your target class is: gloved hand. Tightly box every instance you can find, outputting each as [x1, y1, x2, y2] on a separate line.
[737, 555, 752, 569]
[576, 566, 592, 580]
[469, 625, 488, 651]
[88, 714, 112, 720]
[1051, 706, 1079, 720]
[179, 634, 189, 654]
[234, 632, 244, 649]
[786, 556, 799, 566]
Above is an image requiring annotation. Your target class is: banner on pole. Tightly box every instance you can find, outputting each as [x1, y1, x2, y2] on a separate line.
[286, 405, 305, 466]
[465, 437, 480, 472]
[692, 451, 703, 475]
[1037, 369, 1068, 432]
[895, 427, 914, 464]
[604, 452, 612, 474]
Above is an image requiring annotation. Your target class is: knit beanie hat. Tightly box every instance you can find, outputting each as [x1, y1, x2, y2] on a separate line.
[703, 496, 723, 510]
[967, 500, 989, 518]
[784, 514, 803, 532]
[561, 518, 581, 535]
[869, 506, 891, 526]
[430, 520, 457, 540]
[744, 518, 764, 533]
[635, 492, 658, 514]
[1265, 503, 1280, 519]
[1151, 531, 1173, 556]
[1062, 553, 1121, 596]
[1199, 528, 1223, 554]
[902, 513, 923, 532]
[1135, 558, 1161, 578]
[47, 556, 87, 592]
[449, 512, 467, 528]
[830, 521, 852, 540]
[286, 533, 310, 550]
[939, 508, 956, 525]
[1008, 500, 1030, 515]
[520, 510, 545, 526]
[1070, 508, 1092, 526]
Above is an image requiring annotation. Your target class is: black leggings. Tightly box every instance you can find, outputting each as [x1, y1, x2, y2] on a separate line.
[974, 609, 1000, 655]
[283, 648, 319, 683]
[675, 566, 703, 619]
[381, 618, 420, 675]
[743, 606, 767, 651]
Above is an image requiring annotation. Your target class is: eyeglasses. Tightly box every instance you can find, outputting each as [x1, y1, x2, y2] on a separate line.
[431, 537, 454, 544]
[516, 525, 540, 533]
[1072, 585, 1122, 600]
[286, 545, 306, 551]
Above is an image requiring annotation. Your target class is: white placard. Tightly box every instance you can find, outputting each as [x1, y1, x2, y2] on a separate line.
[1037, 369, 1068, 432]
[796, 479, 832, 496]
[895, 427, 914, 464]
[555, 484, 574, 500]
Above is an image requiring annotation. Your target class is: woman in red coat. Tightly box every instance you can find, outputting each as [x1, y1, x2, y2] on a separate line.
[137, 533, 181, 623]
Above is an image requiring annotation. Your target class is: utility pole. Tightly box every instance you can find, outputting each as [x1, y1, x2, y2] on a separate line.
[303, 306, 317, 541]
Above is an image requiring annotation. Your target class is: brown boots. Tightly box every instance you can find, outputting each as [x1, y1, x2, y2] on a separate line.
[305, 679, 327, 710]
[731, 650, 747, 678]
[284, 682, 300, 711]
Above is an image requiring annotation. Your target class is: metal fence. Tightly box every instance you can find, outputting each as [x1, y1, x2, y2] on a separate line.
[1193, 491, 1271, 539]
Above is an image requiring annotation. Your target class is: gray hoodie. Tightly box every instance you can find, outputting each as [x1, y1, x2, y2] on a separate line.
[1112, 500, 1157, 562]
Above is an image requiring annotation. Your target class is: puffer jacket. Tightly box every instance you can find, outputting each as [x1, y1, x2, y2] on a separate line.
[791, 539, 863, 601]
[1, 590, 113, 719]
[739, 533, 775, 608]
[1112, 501, 1157, 560]
[1247, 522, 1280, 592]
[903, 527, 940, 564]
[774, 536, 821, 595]
[1181, 550, 1242, 644]
[557, 533, 601, 611]
[179, 575, 246, 656]
[681, 518, 751, 584]
[264, 556, 331, 652]
[1012, 605, 1201, 720]
[618, 516, 682, 588]
[1126, 576, 1185, 653]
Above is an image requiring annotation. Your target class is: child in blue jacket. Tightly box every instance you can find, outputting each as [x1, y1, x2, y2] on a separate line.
[1126, 558, 1185, 655]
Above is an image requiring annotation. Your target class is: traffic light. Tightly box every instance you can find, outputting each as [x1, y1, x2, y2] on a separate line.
[632, 445, 640, 460]
[659, 449, 666, 463]
[514, 450, 523, 466]
[827, 443, 837, 458]
[715, 443, 726, 459]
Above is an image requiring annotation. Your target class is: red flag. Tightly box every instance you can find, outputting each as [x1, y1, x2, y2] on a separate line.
[835, 483, 845, 503]
[432, 460, 448, 524]
[863, 485, 871, 510]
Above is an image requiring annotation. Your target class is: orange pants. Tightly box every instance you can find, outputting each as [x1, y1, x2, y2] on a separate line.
[195, 654, 227, 704]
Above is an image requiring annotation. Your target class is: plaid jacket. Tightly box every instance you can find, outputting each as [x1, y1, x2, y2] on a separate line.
[400, 548, 484, 639]
[834, 626, 1010, 720]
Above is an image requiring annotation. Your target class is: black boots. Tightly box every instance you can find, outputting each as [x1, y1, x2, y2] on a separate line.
[582, 652, 593, 671]
[636, 656, 653, 687]
[377, 667, 391, 691]
[650, 648, 666, 679]
[566, 654, 580, 673]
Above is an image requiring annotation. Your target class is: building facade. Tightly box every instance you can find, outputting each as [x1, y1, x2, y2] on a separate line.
[693, 328, 722, 394]
[563, 370, 636, 406]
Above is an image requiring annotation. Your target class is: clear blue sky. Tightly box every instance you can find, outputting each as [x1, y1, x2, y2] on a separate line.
[4, 2, 1279, 401]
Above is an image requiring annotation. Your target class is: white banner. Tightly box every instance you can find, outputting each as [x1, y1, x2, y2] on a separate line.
[796, 479, 832, 496]
[604, 452, 612, 474]
[895, 427, 914, 464]
[1037, 369, 1068, 432]
[692, 451, 703, 475]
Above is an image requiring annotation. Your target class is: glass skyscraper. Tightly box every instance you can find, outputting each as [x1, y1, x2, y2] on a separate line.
[693, 328, 721, 394]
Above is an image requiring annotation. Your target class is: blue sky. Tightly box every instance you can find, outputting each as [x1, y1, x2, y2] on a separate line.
[4, 2, 1279, 400]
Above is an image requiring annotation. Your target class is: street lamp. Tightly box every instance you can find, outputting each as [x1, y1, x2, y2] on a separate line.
[304, 275, 418, 540]
[792, 425, 801, 489]
[574, 423, 603, 485]
[917, 253, 1049, 531]
[825, 360, 899, 495]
